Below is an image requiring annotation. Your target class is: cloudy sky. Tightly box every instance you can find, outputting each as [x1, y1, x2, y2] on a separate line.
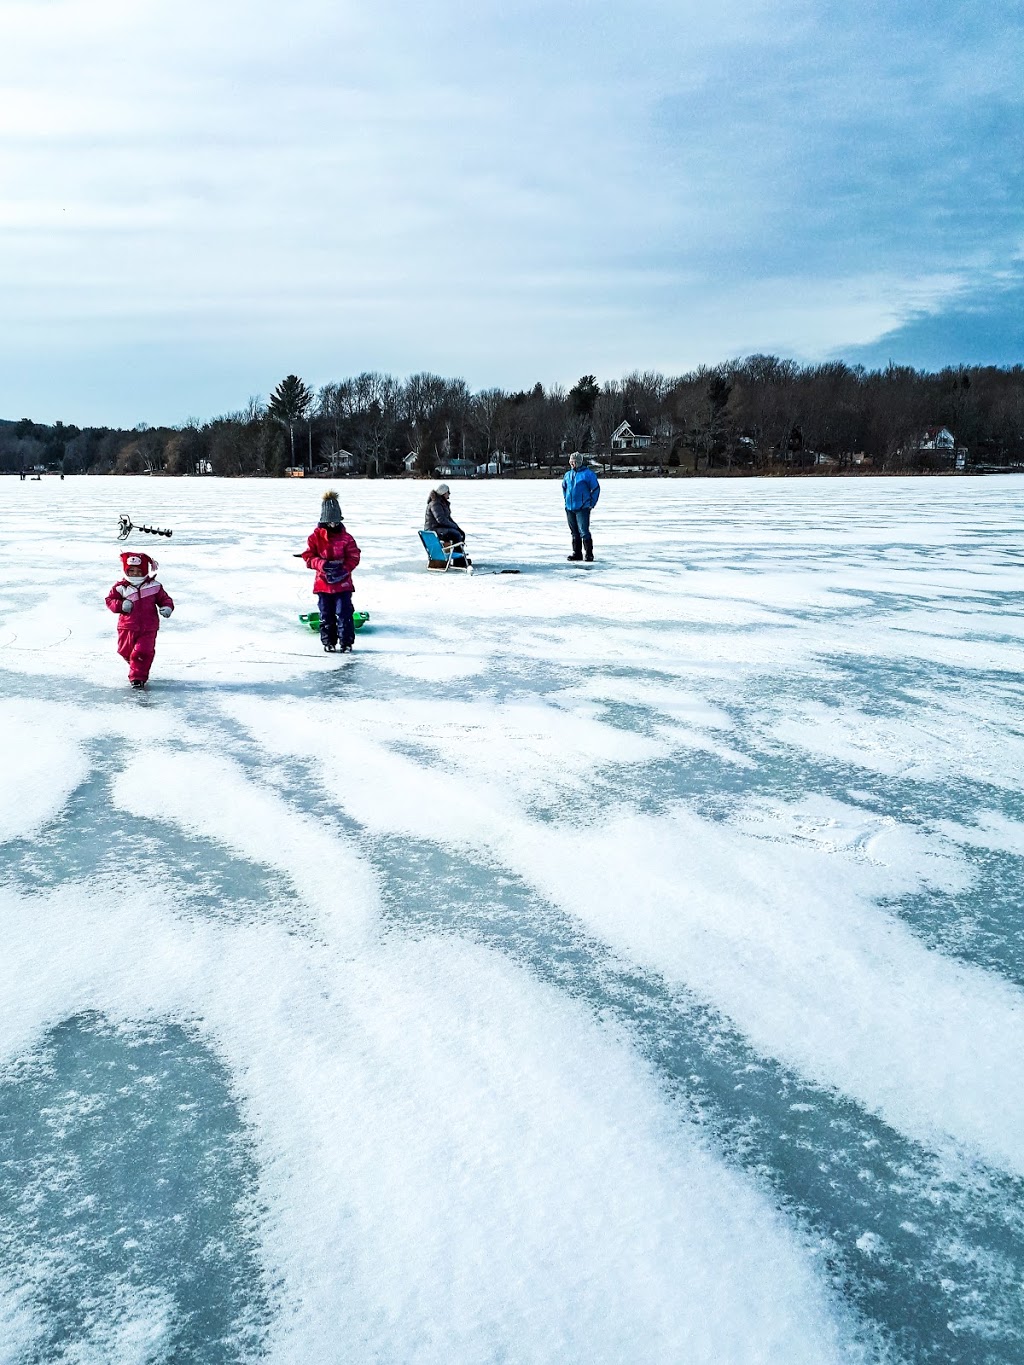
[2, 0, 1022, 425]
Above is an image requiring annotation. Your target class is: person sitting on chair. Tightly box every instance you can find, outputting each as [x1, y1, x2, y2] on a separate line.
[424, 483, 470, 564]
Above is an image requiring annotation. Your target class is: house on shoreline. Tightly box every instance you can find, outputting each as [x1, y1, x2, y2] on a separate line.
[610, 421, 653, 453]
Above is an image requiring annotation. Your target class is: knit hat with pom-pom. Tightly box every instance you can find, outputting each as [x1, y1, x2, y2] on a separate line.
[319, 490, 343, 527]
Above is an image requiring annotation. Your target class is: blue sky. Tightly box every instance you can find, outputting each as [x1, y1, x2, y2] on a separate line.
[1, 0, 1021, 426]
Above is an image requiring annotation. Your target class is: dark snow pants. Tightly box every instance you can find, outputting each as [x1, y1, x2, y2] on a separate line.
[318, 592, 355, 648]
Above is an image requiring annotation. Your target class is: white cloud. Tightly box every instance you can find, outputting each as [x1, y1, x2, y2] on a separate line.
[0, 0, 1021, 422]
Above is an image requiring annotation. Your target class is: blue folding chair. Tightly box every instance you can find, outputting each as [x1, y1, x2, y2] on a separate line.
[419, 529, 471, 572]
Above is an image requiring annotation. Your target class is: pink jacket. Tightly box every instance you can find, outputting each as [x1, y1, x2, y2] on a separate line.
[301, 526, 361, 594]
[106, 577, 174, 634]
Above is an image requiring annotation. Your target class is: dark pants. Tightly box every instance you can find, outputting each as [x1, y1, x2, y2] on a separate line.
[566, 507, 593, 556]
[318, 592, 355, 648]
[439, 531, 468, 564]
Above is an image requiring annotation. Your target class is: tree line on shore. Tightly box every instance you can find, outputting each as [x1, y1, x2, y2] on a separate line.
[3, 357, 1023, 477]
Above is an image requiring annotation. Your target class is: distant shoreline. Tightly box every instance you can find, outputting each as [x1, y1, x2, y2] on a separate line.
[8, 466, 1022, 480]
[5, 356, 1023, 478]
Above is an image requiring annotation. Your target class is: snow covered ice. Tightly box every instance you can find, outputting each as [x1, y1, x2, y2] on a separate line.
[2, 474, 1024, 1364]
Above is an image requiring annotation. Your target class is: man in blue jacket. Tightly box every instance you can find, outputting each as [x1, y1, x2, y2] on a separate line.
[561, 452, 601, 561]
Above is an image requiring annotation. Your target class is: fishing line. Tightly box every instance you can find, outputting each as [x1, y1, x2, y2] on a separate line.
[0, 629, 73, 651]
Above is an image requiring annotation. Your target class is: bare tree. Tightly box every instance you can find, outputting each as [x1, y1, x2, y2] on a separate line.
[472, 388, 506, 469]
[590, 382, 622, 472]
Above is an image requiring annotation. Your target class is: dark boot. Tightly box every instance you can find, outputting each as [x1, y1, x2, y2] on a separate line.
[567, 533, 583, 561]
[583, 536, 594, 562]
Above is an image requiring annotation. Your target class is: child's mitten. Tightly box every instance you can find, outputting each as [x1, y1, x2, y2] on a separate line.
[159, 606, 172, 618]
[121, 600, 133, 614]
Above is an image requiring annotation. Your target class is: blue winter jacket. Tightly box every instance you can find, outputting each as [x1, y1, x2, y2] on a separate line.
[562, 466, 601, 511]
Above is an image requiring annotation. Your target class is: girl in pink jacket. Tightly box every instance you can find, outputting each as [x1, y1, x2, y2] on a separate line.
[105, 550, 174, 688]
[300, 491, 361, 652]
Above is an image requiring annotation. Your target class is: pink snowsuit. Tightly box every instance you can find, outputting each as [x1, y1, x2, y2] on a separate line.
[105, 576, 174, 683]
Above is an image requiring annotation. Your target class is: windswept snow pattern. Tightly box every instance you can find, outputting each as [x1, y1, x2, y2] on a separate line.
[1, 475, 1024, 1363]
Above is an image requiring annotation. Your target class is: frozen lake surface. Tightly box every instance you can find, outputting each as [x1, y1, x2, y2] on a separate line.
[1, 474, 1023, 1363]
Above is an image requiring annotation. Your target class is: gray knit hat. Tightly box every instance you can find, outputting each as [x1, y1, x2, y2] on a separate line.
[319, 490, 343, 527]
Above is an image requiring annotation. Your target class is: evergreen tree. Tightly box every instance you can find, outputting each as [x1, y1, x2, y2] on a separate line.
[268, 374, 313, 468]
[569, 374, 600, 417]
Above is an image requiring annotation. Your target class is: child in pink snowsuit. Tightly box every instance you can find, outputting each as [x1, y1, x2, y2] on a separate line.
[105, 550, 174, 688]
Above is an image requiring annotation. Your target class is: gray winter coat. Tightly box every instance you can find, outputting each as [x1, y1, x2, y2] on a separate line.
[424, 493, 465, 542]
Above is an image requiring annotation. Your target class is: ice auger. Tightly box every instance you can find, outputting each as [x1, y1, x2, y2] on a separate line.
[117, 514, 173, 541]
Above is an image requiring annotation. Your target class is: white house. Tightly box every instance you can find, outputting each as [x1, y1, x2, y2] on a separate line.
[610, 421, 652, 452]
[917, 427, 955, 450]
[403, 451, 420, 473]
[325, 448, 357, 473]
